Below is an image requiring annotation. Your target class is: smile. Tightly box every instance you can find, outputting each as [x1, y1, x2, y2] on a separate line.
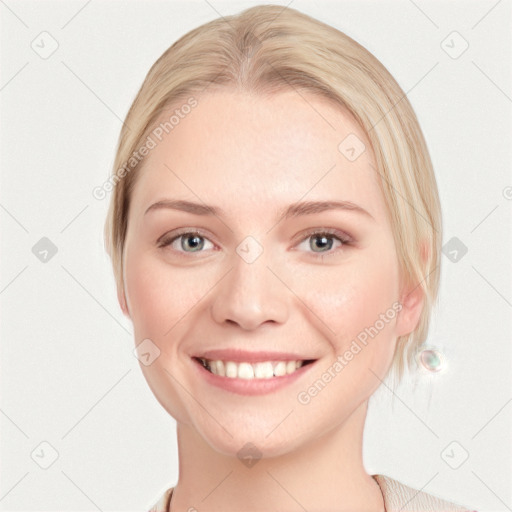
[195, 357, 315, 379]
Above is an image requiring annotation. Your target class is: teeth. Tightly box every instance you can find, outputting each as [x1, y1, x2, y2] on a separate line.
[287, 361, 298, 374]
[199, 358, 307, 379]
[225, 361, 238, 378]
[273, 361, 287, 377]
[254, 361, 273, 379]
[238, 362, 254, 379]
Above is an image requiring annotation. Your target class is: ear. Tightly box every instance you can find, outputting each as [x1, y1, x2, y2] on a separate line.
[395, 282, 424, 337]
[117, 285, 130, 318]
[395, 238, 431, 336]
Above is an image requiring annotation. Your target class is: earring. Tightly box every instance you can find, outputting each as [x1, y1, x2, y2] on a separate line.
[417, 348, 444, 372]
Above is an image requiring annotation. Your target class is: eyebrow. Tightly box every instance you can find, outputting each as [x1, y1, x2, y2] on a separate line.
[144, 199, 374, 220]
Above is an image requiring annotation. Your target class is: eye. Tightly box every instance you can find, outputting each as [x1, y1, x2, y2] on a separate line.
[295, 228, 352, 259]
[157, 228, 353, 259]
[157, 230, 215, 255]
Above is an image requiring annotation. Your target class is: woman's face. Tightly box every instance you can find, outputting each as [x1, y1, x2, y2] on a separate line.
[121, 89, 421, 458]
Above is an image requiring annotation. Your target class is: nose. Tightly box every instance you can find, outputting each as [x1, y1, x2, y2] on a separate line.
[210, 249, 290, 330]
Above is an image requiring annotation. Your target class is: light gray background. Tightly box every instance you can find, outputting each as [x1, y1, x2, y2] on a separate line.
[1, 0, 511, 510]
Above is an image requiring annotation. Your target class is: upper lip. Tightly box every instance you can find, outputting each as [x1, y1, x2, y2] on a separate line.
[194, 349, 316, 363]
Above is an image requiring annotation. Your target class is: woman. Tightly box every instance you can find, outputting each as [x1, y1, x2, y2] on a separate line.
[104, 5, 476, 511]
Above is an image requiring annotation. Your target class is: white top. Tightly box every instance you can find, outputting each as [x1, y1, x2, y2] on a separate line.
[147, 474, 476, 511]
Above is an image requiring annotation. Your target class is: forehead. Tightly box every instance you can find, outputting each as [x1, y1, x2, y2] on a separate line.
[129, 89, 387, 223]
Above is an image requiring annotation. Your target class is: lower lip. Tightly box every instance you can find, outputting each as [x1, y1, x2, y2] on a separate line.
[191, 358, 316, 396]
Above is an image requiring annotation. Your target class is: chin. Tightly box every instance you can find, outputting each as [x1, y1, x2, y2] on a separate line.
[202, 429, 303, 462]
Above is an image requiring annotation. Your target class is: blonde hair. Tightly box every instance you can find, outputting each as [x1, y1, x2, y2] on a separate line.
[104, 4, 442, 384]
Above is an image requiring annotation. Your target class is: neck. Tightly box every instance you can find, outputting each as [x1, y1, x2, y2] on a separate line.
[170, 400, 385, 512]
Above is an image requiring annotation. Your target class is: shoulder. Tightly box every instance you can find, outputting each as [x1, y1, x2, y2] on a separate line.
[147, 486, 173, 512]
[373, 474, 477, 512]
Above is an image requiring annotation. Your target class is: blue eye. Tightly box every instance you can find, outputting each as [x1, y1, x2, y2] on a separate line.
[295, 229, 352, 259]
[158, 230, 214, 253]
[158, 228, 352, 259]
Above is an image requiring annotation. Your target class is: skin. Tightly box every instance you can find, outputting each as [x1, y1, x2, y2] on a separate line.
[119, 89, 424, 512]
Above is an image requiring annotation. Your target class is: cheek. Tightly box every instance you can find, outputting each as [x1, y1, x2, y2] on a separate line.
[290, 252, 400, 414]
[124, 247, 204, 341]
[123, 247, 206, 424]
[293, 248, 400, 355]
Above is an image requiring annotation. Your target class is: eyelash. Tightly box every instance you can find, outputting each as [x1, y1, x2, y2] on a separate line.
[157, 228, 353, 260]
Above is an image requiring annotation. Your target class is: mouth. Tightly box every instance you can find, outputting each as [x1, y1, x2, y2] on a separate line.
[193, 357, 316, 380]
